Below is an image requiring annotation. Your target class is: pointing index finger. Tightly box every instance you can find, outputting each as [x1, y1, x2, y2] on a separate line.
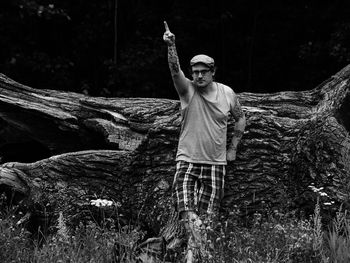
[164, 21, 170, 32]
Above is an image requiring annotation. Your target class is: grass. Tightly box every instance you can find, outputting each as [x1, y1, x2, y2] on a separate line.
[1, 193, 350, 263]
[0, 209, 33, 262]
[199, 209, 318, 263]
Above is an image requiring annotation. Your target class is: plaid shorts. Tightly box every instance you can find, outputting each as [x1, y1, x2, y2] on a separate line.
[173, 161, 226, 214]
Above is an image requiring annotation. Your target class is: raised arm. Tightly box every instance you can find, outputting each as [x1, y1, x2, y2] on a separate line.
[163, 21, 191, 101]
[227, 92, 246, 161]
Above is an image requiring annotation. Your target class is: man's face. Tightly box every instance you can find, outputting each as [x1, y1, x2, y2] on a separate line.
[191, 64, 214, 88]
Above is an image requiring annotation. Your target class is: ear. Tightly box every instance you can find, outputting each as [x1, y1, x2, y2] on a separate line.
[212, 67, 216, 76]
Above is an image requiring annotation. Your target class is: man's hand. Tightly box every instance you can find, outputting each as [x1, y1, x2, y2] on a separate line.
[227, 147, 237, 162]
[163, 21, 175, 46]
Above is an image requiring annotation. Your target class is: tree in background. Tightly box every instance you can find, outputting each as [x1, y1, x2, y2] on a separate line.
[0, 0, 350, 98]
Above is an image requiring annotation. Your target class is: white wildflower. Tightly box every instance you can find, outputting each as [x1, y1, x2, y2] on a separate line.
[323, 201, 335, 206]
[90, 198, 114, 207]
[308, 185, 324, 192]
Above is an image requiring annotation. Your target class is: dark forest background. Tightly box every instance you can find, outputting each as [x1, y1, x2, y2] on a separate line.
[1, 0, 350, 99]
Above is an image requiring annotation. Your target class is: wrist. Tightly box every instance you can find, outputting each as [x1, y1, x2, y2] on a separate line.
[229, 146, 237, 151]
[167, 42, 176, 47]
[232, 130, 244, 138]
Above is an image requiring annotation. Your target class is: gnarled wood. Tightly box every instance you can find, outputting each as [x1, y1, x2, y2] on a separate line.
[0, 66, 349, 249]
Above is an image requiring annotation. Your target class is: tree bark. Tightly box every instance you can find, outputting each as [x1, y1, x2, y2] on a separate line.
[0, 65, 349, 247]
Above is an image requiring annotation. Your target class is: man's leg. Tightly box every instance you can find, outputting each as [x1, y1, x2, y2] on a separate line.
[195, 164, 226, 258]
[197, 164, 225, 215]
[173, 161, 198, 213]
[180, 211, 204, 263]
[173, 161, 203, 262]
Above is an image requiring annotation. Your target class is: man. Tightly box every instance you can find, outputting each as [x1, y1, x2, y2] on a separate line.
[163, 21, 246, 262]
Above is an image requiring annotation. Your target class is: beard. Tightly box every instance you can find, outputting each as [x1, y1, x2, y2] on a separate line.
[194, 79, 210, 88]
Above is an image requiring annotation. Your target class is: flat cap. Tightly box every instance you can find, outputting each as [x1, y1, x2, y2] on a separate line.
[190, 54, 215, 67]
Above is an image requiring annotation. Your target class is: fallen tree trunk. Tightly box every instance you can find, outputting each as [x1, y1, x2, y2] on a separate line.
[0, 65, 349, 243]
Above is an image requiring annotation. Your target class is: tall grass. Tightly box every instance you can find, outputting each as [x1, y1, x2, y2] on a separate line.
[2, 192, 350, 263]
[0, 194, 143, 263]
[315, 203, 350, 263]
[0, 208, 33, 262]
[200, 210, 317, 263]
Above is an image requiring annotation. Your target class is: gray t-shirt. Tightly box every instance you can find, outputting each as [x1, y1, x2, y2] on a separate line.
[176, 82, 233, 165]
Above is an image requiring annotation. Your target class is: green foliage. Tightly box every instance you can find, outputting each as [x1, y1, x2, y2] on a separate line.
[3, 190, 350, 262]
[320, 206, 350, 263]
[0, 193, 144, 262]
[0, 193, 33, 262]
[33, 220, 143, 263]
[196, 210, 318, 263]
[312, 198, 324, 256]
[0, 210, 33, 262]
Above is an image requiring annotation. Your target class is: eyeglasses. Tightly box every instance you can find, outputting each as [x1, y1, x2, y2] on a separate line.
[192, 69, 211, 76]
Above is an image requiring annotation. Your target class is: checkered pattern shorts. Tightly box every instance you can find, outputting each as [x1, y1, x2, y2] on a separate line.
[173, 161, 226, 214]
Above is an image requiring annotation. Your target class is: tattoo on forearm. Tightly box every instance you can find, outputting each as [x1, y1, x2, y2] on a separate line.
[232, 130, 244, 138]
[232, 98, 244, 121]
[168, 45, 180, 73]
